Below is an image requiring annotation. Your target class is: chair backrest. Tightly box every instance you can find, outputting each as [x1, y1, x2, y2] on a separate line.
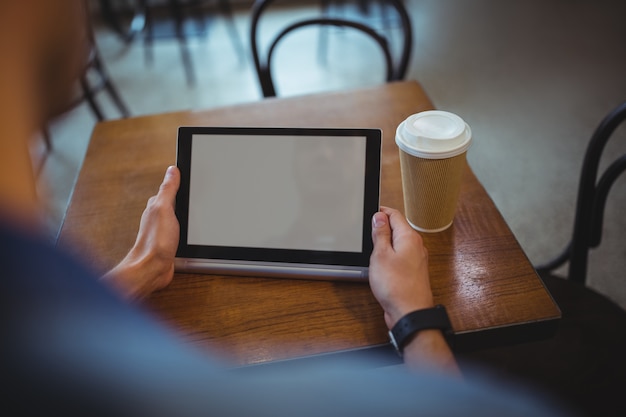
[536, 102, 626, 284]
[250, 0, 412, 98]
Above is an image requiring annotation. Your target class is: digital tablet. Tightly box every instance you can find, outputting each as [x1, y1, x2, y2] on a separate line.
[174, 126, 382, 281]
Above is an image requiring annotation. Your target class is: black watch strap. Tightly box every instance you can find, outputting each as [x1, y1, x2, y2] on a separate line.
[388, 304, 453, 356]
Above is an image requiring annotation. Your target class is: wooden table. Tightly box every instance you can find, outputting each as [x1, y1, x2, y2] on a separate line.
[57, 81, 561, 366]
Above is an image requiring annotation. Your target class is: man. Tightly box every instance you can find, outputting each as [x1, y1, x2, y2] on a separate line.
[0, 1, 566, 415]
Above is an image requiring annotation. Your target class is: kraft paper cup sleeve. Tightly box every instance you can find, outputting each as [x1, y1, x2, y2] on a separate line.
[399, 151, 466, 232]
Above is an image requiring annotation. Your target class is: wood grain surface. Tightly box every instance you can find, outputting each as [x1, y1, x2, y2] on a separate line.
[57, 81, 560, 365]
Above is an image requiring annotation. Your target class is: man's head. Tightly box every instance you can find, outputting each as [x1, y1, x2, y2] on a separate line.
[0, 0, 89, 126]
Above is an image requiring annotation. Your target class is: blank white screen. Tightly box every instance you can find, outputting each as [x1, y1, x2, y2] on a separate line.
[187, 134, 366, 252]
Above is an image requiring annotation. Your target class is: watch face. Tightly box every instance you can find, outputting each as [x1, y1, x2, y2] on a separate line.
[388, 305, 453, 356]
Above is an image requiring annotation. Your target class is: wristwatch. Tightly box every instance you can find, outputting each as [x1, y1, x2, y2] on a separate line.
[388, 304, 453, 356]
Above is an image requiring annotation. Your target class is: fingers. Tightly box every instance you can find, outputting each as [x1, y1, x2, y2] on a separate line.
[380, 206, 411, 234]
[378, 206, 424, 250]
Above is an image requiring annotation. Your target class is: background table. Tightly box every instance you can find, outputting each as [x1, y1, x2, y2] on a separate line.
[57, 81, 560, 366]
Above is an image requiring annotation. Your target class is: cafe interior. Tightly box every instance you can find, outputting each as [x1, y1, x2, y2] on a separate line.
[34, 0, 625, 415]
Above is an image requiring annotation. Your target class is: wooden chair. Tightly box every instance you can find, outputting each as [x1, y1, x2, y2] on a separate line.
[250, 0, 412, 98]
[458, 102, 626, 417]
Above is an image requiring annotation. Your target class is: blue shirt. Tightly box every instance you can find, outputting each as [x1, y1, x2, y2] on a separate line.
[0, 222, 568, 416]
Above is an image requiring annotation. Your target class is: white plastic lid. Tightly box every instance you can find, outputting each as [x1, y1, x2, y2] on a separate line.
[395, 110, 472, 159]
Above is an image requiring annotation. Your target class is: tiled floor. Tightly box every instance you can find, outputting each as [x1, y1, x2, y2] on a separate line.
[38, 0, 626, 308]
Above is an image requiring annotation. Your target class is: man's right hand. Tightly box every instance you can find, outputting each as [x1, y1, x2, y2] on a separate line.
[369, 206, 434, 329]
[369, 206, 459, 374]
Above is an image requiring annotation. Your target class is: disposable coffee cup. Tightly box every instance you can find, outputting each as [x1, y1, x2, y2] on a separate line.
[396, 110, 472, 232]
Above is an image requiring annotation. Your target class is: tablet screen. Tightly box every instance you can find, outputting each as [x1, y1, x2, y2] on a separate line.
[188, 134, 366, 252]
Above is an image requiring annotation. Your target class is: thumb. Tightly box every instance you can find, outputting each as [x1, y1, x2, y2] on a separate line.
[158, 166, 180, 205]
[371, 212, 392, 252]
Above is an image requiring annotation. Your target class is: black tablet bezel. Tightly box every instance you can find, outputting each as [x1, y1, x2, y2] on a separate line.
[175, 126, 381, 268]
